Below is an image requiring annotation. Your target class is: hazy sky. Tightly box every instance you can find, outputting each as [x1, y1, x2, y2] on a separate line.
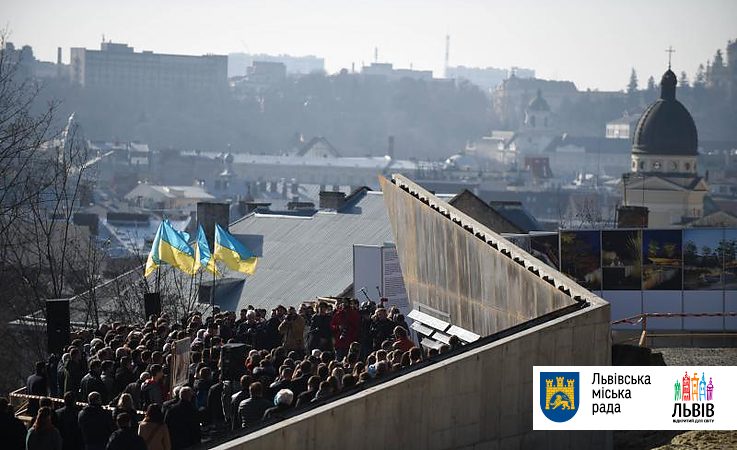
[4, 0, 736, 91]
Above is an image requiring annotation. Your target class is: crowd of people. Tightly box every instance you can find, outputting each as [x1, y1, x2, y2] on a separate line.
[1, 298, 463, 450]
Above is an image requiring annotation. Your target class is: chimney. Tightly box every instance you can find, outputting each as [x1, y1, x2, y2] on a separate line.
[57, 47, 62, 65]
[244, 202, 271, 215]
[319, 191, 347, 210]
[617, 205, 649, 228]
[288, 201, 315, 211]
[197, 202, 230, 247]
[387, 135, 395, 159]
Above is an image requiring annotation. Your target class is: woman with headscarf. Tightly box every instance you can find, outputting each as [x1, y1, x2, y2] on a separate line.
[26, 406, 62, 450]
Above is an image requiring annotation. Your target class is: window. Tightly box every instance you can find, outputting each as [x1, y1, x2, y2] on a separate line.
[670, 161, 678, 171]
[632, 161, 637, 169]
[685, 162, 691, 171]
[652, 161, 661, 170]
[639, 161, 645, 170]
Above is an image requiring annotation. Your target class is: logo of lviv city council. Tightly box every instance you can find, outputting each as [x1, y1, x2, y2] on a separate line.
[540, 372, 579, 422]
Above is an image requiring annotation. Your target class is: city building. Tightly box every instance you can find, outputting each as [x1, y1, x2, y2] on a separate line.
[445, 65, 535, 92]
[622, 67, 709, 227]
[361, 63, 433, 81]
[228, 52, 325, 77]
[124, 183, 215, 211]
[605, 111, 642, 139]
[70, 41, 227, 91]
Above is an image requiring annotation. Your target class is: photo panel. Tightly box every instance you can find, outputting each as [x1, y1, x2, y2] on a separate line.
[642, 229, 682, 290]
[530, 233, 560, 270]
[560, 230, 601, 291]
[724, 229, 737, 290]
[683, 228, 724, 290]
[602, 230, 642, 290]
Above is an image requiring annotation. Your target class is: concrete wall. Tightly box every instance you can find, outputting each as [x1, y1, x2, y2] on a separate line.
[213, 173, 611, 450]
[215, 302, 611, 450]
[380, 175, 593, 337]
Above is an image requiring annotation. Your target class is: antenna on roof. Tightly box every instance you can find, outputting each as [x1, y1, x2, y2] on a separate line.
[665, 45, 675, 69]
[444, 34, 450, 78]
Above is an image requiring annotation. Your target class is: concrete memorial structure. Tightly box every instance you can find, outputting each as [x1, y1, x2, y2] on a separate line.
[217, 174, 611, 450]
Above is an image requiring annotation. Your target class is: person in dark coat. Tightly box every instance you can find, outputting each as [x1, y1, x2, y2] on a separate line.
[64, 348, 84, 401]
[78, 392, 114, 450]
[27, 361, 49, 418]
[0, 397, 27, 450]
[294, 376, 320, 409]
[80, 360, 107, 404]
[141, 365, 165, 409]
[113, 357, 135, 397]
[370, 308, 396, 351]
[56, 354, 69, 398]
[161, 386, 180, 416]
[207, 372, 225, 425]
[228, 375, 251, 430]
[237, 382, 271, 429]
[262, 307, 286, 350]
[262, 389, 293, 422]
[106, 413, 146, 450]
[306, 302, 333, 352]
[164, 387, 201, 450]
[55, 392, 83, 450]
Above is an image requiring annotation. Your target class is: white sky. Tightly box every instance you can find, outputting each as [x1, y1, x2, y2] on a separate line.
[4, 0, 736, 91]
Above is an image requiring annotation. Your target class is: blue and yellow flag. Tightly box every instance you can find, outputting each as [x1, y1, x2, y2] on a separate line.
[144, 222, 163, 277]
[158, 220, 198, 275]
[195, 224, 218, 275]
[213, 224, 258, 275]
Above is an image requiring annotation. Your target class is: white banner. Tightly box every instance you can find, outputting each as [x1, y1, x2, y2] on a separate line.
[533, 366, 737, 430]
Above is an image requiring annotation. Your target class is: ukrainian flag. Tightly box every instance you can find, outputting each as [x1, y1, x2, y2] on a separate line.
[194, 224, 218, 275]
[213, 224, 258, 275]
[158, 220, 198, 275]
[144, 222, 163, 277]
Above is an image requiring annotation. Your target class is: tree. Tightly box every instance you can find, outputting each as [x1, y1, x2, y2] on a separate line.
[694, 64, 706, 87]
[0, 32, 99, 394]
[627, 68, 639, 94]
[647, 76, 656, 91]
[0, 33, 57, 236]
[679, 71, 689, 88]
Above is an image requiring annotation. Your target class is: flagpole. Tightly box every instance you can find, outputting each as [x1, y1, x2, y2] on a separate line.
[210, 262, 216, 313]
[155, 265, 160, 293]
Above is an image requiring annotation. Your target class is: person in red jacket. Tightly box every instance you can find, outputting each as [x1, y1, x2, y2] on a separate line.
[393, 326, 415, 353]
[330, 299, 360, 360]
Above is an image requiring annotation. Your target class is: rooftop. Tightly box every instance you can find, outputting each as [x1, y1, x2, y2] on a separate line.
[208, 189, 394, 311]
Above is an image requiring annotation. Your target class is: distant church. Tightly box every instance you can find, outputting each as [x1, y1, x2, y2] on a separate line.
[621, 66, 708, 227]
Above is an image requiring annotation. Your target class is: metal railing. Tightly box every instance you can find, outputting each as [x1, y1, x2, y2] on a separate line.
[612, 312, 737, 347]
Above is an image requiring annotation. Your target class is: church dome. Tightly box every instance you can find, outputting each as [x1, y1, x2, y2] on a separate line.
[632, 69, 697, 156]
[527, 89, 550, 112]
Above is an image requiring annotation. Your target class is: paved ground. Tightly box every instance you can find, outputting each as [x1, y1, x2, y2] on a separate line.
[653, 347, 737, 367]
[614, 348, 737, 450]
